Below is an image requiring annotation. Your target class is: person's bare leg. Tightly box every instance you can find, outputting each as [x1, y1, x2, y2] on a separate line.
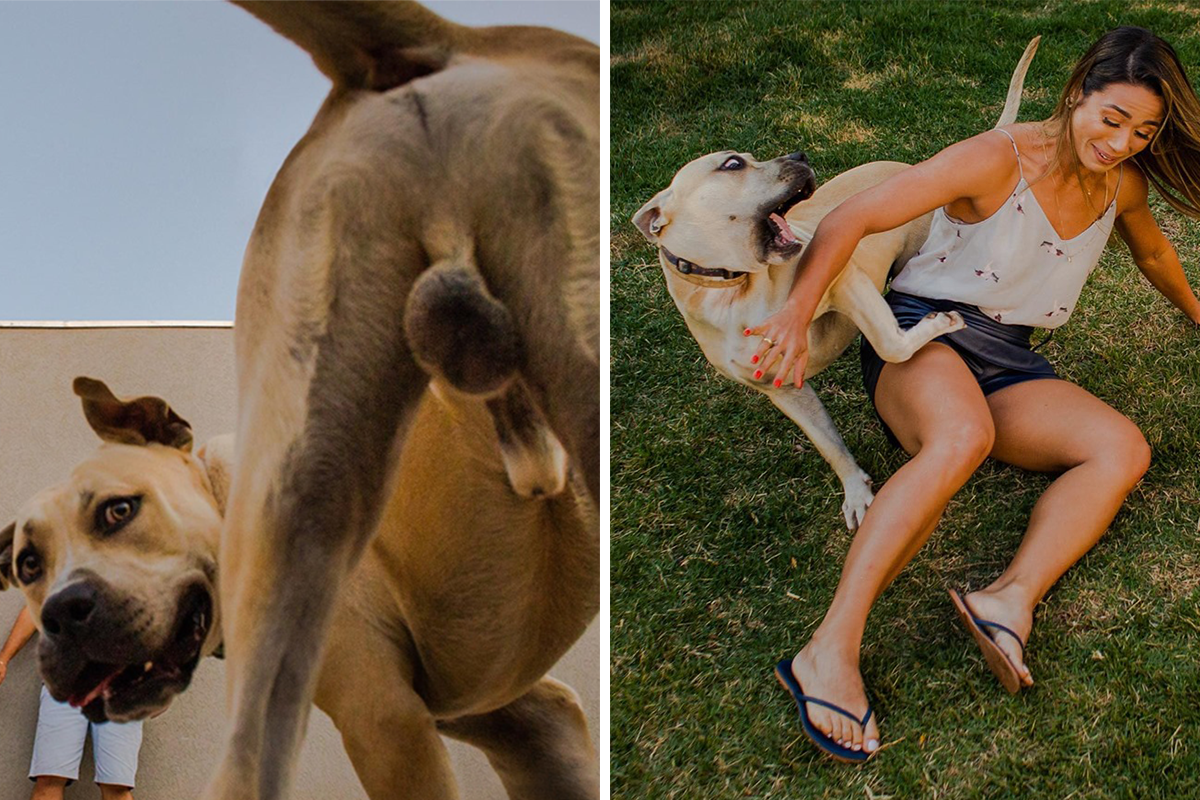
[98, 785, 133, 800]
[963, 379, 1149, 685]
[30, 777, 67, 800]
[791, 344, 994, 753]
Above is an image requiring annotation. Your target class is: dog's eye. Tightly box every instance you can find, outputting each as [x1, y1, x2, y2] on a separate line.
[17, 550, 42, 585]
[97, 496, 141, 534]
[719, 156, 745, 171]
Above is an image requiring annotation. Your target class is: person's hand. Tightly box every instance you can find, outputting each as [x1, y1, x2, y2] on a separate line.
[745, 300, 811, 389]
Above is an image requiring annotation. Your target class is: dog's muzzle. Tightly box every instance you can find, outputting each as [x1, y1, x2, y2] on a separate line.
[38, 579, 214, 723]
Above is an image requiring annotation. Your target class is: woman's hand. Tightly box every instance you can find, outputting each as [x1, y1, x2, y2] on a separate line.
[745, 300, 811, 389]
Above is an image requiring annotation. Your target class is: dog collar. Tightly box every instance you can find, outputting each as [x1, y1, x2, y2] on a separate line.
[660, 246, 745, 281]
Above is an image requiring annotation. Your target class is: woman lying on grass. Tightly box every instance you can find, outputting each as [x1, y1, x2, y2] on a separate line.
[750, 26, 1200, 762]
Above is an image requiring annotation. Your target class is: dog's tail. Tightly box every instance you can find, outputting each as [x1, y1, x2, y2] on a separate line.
[994, 36, 1041, 128]
[233, 1, 461, 89]
[232, 2, 595, 92]
[405, 259, 569, 499]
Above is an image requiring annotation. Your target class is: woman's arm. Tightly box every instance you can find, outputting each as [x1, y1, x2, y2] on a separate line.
[1115, 167, 1200, 324]
[0, 606, 37, 687]
[749, 129, 1019, 388]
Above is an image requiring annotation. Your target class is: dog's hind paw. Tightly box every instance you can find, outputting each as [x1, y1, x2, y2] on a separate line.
[922, 310, 966, 334]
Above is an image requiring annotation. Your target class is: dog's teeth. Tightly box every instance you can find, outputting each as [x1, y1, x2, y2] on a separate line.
[769, 213, 798, 245]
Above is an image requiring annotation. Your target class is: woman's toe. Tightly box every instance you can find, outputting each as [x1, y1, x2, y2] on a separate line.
[832, 717, 848, 747]
[864, 720, 881, 753]
[849, 722, 864, 751]
[811, 708, 833, 737]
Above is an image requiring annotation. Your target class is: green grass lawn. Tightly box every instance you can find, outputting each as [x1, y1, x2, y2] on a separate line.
[611, 2, 1200, 797]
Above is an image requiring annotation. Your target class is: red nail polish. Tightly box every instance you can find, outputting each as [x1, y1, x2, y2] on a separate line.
[774, 378, 783, 388]
[751, 355, 759, 364]
[743, 328, 751, 336]
[753, 370, 762, 379]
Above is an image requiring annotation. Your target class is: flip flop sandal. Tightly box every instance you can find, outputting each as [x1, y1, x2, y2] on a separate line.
[949, 588, 1027, 694]
[774, 658, 875, 763]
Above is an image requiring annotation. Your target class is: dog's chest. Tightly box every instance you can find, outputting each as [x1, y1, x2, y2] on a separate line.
[664, 273, 774, 382]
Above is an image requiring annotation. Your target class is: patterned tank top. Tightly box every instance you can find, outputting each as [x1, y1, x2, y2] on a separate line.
[890, 128, 1122, 328]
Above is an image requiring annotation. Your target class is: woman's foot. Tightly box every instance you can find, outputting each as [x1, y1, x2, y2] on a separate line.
[964, 586, 1035, 687]
[791, 637, 880, 754]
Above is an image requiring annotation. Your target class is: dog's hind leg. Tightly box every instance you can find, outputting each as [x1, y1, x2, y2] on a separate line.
[767, 386, 875, 531]
[831, 270, 965, 362]
[314, 591, 458, 800]
[209, 228, 431, 800]
[438, 677, 598, 800]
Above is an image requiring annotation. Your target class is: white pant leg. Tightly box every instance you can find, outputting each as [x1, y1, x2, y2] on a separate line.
[28, 685, 88, 783]
[91, 716, 144, 788]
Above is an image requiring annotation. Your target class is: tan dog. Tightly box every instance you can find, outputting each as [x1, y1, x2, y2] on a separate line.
[1, 376, 598, 798]
[217, 3, 599, 798]
[632, 38, 1038, 530]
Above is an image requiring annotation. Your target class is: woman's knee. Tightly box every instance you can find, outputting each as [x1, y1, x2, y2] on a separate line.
[1089, 417, 1151, 486]
[920, 416, 995, 473]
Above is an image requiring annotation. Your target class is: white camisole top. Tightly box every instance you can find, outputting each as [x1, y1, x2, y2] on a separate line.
[890, 128, 1122, 328]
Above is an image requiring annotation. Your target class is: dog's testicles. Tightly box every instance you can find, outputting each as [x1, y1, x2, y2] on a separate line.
[406, 260, 569, 498]
[405, 259, 520, 396]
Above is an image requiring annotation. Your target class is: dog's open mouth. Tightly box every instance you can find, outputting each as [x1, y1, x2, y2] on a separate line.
[761, 175, 817, 256]
[767, 211, 799, 249]
[66, 586, 212, 721]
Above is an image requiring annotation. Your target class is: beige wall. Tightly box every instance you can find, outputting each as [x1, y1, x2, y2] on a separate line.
[0, 325, 598, 799]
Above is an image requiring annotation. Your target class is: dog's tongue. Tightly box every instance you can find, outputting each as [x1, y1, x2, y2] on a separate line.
[70, 667, 122, 709]
[770, 213, 798, 245]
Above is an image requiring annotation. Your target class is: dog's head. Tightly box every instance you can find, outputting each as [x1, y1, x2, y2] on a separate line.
[0, 378, 228, 723]
[632, 150, 816, 281]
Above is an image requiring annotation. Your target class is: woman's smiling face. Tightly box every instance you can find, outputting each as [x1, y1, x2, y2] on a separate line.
[1070, 82, 1163, 172]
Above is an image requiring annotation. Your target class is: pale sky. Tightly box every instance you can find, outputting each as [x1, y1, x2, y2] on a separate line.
[0, 1, 599, 321]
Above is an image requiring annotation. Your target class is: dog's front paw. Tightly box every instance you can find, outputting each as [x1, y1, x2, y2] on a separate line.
[841, 472, 874, 532]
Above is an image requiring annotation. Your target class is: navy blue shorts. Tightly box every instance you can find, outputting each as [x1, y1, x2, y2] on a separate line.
[860, 291, 1058, 445]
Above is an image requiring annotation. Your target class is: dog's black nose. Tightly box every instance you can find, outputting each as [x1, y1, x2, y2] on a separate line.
[786, 151, 809, 163]
[41, 582, 100, 641]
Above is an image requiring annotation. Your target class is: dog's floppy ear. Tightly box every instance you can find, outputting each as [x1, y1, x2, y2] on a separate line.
[632, 189, 673, 242]
[0, 522, 14, 591]
[73, 377, 194, 452]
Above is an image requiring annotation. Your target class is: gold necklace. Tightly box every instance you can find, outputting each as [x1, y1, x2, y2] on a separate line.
[1038, 126, 1111, 263]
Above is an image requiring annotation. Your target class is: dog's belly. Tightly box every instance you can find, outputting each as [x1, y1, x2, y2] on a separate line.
[366, 392, 599, 716]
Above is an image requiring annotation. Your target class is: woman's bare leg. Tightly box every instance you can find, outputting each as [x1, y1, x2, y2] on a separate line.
[963, 378, 1150, 685]
[791, 343, 994, 753]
